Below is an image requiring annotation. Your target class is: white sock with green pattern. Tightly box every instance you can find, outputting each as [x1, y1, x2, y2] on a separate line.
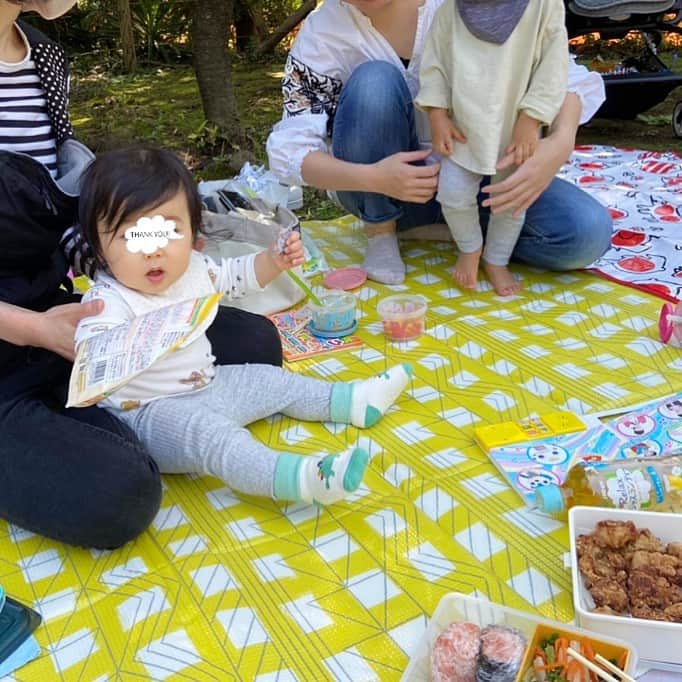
[298, 448, 369, 505]
[330, 364, 413, 428]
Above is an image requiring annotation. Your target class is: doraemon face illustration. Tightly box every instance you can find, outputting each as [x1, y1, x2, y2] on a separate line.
[669, 424, 682, 442]
[517, 468, 560, 492]
[622, 440, 661, 459]
[659, 399, 682, 420]
[616, 414, 655, 438]
[527, 444, 569, 465]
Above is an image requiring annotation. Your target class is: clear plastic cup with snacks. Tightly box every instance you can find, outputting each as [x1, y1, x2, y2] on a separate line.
[377, 294, 427, 341]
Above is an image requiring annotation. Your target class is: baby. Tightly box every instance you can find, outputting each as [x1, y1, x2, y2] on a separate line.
[416, 0, 569, 295]
[75, 147, 412, 506]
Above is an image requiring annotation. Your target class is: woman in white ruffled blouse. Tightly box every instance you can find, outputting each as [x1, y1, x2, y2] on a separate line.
[266, 0, 612, 285]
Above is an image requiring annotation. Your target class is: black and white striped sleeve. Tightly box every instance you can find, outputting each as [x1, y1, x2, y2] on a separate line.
[60, 224, 96, 279]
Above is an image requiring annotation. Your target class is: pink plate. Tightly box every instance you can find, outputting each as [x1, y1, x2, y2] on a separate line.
[323, 267, 367, 291]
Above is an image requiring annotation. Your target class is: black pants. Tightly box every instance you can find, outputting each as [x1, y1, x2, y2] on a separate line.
[0, 305, 282, 549]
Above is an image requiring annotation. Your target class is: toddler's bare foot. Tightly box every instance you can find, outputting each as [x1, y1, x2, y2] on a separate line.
[483, 261, 521, 296]
[452, 249, 481, 289]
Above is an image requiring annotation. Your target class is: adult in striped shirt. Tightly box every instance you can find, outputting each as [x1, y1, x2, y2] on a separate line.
[0, 0, 163, 551]
[0, 14, 58, 175]
[0, 0, 286, 551]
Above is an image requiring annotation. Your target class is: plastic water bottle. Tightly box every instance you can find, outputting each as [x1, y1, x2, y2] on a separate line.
[535, 453, 682, 518]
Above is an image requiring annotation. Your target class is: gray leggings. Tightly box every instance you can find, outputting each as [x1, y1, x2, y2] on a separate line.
[437, 157, 525, 266]
[112, 364, 334, 497]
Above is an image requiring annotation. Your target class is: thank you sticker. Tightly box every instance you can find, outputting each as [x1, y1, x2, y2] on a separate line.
[125, 215, 184, 254]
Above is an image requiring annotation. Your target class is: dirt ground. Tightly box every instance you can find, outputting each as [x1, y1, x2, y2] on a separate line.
[577, 88, 682, 151]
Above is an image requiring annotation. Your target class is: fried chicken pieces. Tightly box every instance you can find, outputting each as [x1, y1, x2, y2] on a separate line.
[576, 520, 682, 623]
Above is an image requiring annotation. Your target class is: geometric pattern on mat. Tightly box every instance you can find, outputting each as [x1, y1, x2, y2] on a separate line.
[2, 215, 680, 681]
[561, 144, 682, 302]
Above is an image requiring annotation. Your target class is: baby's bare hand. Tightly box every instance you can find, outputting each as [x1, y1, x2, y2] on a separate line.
[429, 109, 466, 157]
[507, 138, 538, 166]
[506, 113, 541, 165]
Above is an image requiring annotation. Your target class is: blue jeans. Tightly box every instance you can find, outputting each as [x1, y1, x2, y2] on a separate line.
[331, 61, 613, 271]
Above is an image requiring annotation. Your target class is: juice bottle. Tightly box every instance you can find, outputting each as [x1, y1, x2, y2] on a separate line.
[535, 453, 682, 518]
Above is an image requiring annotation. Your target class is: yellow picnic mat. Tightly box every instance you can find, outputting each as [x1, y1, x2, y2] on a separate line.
[1, 215, 679, 681]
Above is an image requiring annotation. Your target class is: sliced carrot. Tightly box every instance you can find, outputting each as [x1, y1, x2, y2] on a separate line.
[618, 650, 628, 671]
[556, 637, 570, 651]
[582, 639, 595, 661]
[581, 640, 597, 681]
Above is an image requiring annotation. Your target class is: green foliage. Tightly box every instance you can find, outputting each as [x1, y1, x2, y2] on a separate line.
[233, 0, 302, 39]
[256, 0, 301, 29]
[70, 61, 278, 165]
[26, 0, 304, 64]
[28, 0, 193, 65]
[131, 0, 193, 62]
[68, 59, 345, 218]
[19, 5, 97, 51]
[637, 113, 674, 126]
[68, 57, 680, 218]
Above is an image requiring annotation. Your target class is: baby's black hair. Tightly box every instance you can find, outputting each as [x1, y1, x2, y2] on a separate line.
[78, 147, 202, 269]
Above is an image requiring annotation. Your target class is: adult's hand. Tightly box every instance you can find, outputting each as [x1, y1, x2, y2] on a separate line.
[481, 131, 572, 217]
[373, 149, 440, 204]
[29, 299, 104, 362]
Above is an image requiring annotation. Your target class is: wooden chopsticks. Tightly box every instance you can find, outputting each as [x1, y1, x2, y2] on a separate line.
[595, 652, 637, 682]
[566, 646, 621, 682]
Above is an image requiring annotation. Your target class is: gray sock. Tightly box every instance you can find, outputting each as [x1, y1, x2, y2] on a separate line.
[363, 233, 406, 285]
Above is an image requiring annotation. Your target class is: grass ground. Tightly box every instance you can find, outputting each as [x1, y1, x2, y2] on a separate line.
[68, 43, 681, 221]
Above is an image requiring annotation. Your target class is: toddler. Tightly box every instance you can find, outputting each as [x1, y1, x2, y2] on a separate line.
[415, 0, 569, 295]
[75, 147, 412, 506]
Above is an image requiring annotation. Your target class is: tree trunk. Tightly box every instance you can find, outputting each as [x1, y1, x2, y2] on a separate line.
[119, 0, 136, 72]
[256, 0, 316, 56]
[192, 0, 241, 139]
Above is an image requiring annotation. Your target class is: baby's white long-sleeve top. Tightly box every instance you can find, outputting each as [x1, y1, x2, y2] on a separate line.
[74, 251, 264, 411]
[415, 0, 569, 175]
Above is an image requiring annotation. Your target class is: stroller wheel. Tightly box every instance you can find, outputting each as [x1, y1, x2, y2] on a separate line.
[674, 101, 682, 139]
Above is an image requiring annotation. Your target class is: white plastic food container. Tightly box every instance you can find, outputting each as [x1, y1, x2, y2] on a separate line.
[569, 506, 682, 667]
[401, 591, 637, 681]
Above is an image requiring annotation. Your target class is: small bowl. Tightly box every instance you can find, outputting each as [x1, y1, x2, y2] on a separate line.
[308, 290, 357, 333]
[377, 294, 427, 341]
